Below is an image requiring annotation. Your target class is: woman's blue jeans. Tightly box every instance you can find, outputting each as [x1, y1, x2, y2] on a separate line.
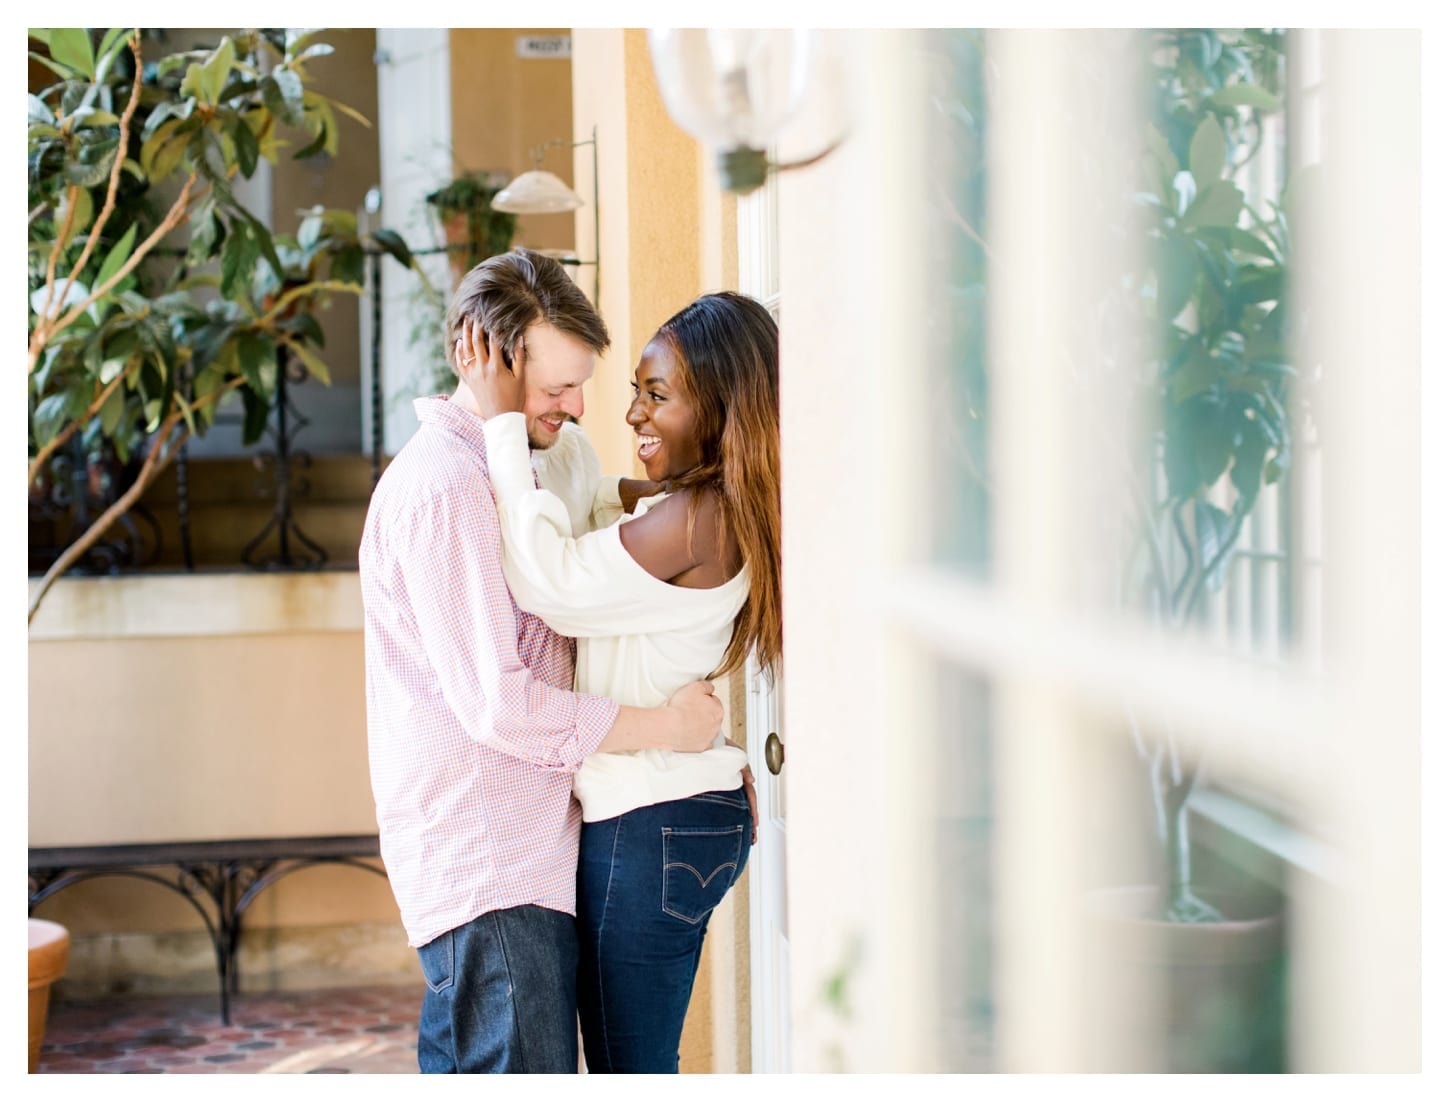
[577, 787, 753, 1073]
[415, 904, 578, 1073]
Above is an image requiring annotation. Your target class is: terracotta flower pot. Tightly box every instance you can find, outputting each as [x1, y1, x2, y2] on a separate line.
[1083, 886, 1284, 1072]
[28, 919, 70, 1074]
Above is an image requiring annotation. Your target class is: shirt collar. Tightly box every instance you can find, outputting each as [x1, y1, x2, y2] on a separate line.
[413, 394, 490, 455]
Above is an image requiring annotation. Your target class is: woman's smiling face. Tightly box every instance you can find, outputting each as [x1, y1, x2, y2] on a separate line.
[626, 338, 703, 482]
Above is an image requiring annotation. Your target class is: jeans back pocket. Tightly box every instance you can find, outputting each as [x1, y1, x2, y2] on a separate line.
[416, 928, 455, 994]
[661, 825, 745, 924]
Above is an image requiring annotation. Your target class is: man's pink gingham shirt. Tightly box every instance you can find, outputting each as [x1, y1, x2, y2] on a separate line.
[360, 396, 619, 948]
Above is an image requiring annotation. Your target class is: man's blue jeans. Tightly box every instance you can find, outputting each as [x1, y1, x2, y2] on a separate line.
[415, 904, 578, 1073]
[577, 787, 753, 1073]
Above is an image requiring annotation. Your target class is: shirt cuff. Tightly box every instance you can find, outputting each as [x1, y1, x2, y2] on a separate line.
[594, 476, 623, 511]
[482, 412, 537, 504]
[569, 692, 621, 765]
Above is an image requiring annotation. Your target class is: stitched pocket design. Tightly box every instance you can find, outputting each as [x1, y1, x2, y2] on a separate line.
[661, 825, 745, 924]
[417, 928, 455, 994]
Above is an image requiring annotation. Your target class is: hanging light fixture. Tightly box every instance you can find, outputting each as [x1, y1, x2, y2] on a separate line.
[492, 143, 585, 214]
[647, 28, 841, 195]
[493, 129, 601, 304]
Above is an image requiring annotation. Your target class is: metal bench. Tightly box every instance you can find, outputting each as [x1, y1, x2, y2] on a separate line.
[28, 835, 388, 1024]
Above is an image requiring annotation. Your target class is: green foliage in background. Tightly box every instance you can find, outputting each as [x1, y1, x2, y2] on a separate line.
[27, 27, 417, 621]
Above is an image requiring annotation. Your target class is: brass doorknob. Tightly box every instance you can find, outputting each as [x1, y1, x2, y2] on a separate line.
[765, 732, 784, 776]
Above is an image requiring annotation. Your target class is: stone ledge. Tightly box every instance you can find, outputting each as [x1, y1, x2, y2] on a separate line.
[29, 570, 363, 641]
[54, 922, 418, 1001]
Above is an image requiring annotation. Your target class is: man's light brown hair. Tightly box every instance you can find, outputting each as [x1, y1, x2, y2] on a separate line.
[444, 248, 609, 375]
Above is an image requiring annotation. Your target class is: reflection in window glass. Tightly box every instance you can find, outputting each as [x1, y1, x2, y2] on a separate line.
[921, 30, 992, 579]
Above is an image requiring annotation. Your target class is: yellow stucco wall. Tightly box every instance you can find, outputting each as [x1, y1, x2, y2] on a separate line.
[569, 28, 749, 1074]
[570, 29, 703, 477]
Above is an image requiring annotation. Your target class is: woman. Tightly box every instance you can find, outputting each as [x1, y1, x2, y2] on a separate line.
[469, 291, 782, 1073]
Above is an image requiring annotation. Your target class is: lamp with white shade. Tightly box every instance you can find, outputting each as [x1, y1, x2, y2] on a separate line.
[494, 127, 600, 304]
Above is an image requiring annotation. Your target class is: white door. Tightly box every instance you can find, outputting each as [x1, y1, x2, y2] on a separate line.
[745, 655, 789, 1071]
[737, 166, 791, 1072]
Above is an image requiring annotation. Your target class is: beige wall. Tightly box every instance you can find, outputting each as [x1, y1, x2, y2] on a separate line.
[449, 28, 575, 253]
[269, 28, 380, 391]
[29, 575, 400, 943]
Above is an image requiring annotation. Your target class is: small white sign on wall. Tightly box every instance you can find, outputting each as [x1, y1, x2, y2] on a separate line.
[516, 35, 571, 59]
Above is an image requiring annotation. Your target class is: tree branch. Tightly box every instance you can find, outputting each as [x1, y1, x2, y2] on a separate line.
[27, 376, 246, 625]
[59, 32, 144, 298]
[28, 363, 140, 487]
[36, 185, 80, 326]
[29, 172, 206, 375]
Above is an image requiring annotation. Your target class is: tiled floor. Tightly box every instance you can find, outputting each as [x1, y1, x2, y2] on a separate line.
[37, 984, 421, 1073]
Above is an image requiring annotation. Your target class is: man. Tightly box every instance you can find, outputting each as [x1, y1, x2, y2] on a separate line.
[360, 250, 722, 1074]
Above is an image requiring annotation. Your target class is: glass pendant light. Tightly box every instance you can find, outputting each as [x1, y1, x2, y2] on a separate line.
[492, 168, 585, 215]
[647, 29, 820, 194]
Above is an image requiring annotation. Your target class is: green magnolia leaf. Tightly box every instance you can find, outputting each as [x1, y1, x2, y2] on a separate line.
[239, 209, 285, 282]
[1156, 236, 1198, 323]
[294, 119, 329, 160]
[234, 115, 260, 177]
[65, 137, 120, 187]
[263, 69, 306, 126]
[1191, 403, 1235, 490]
[155, 51, 193, 80]
[1146, 124, 1178, 187]
[31, 391, 77, 445]
[28, 51, 72, 80]
[288, 339, 332, 385]
[55, 186, 94, 247]
[1207, 84, 1282, 111]
[202, 37, 237, 106]
[332, 243, 365, 288]
[47, 28, 96, 80]
[140, 117, 183, 176]
[280, 311, 326, 348]
[187, 206, 223, 266]
[1230, 419, 1270, 509]
[240, 386, 272, 445]
[220, 222, 261, 301]
[74, 108, 119, 128]
[1189, 116, 1226, 193]
[151, 134, 190, 183]
[95, 223, 139, 291]
[29, 94, 54, 125]
[1264, 439, 1290, 485]
[235, 330, 277, 393]
[99, 382, 127, 436]
[95, 28, 131, 74]
[193, 364, 226, 402]
[1234, 266, 1283, 305]
[369, 228, 415, 270]
[1169, 348, 1221, 404]
[1181, 180, 1243, 230]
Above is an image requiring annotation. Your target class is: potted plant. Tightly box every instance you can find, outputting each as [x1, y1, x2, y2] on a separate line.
[425, 171, 517, 281]
[1079, 28, 1305, 1072]
[928, 28, 1300, 1071]
[27, 27, 416, 622]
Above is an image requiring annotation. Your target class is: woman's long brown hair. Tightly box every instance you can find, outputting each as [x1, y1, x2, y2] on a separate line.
[653, 292, 782, 678]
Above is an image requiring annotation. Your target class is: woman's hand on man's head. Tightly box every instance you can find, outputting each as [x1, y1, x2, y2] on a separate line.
[459, 318, 525, 420]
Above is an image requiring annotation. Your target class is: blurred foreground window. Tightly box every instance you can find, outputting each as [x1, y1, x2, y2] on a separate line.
[904, 28, 1418, 1072]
